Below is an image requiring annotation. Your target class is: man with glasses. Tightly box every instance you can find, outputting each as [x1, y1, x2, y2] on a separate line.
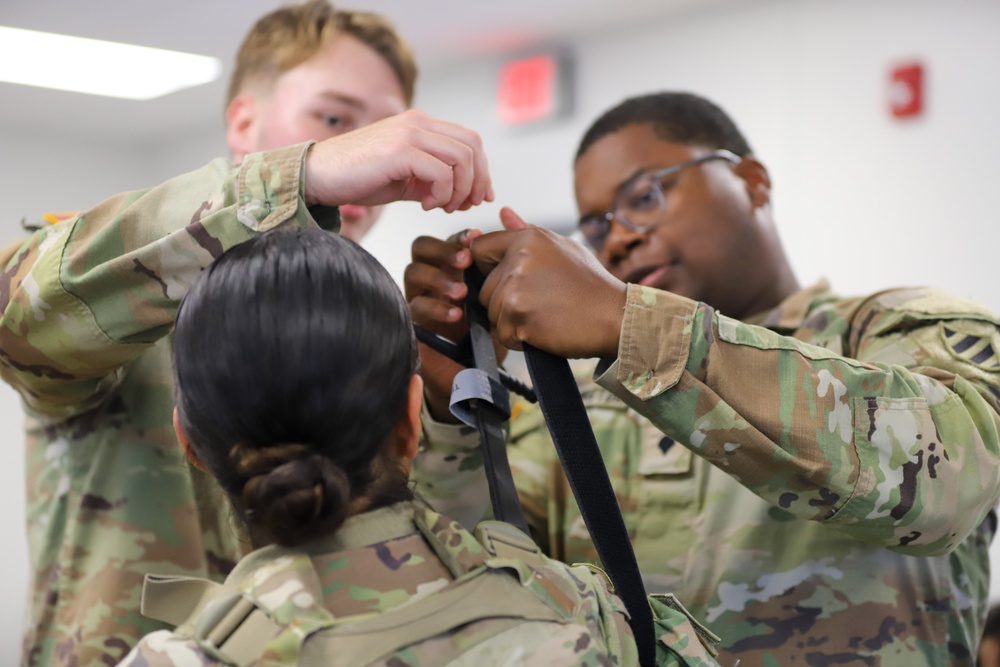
[576, 149, 740, 254]
[406, 91, 1000, 666]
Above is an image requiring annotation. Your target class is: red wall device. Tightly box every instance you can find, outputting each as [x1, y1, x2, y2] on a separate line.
[889, 62, 924, 119]
[497, 54, 559, 125]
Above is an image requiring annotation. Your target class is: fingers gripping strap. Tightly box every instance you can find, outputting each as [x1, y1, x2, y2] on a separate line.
[458, 266, 530, 535]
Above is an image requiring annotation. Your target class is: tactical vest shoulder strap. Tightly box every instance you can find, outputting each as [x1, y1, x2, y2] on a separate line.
[142, 562, 570, 667]
[141, 574, 224, 629]
[192, 590, 284, 666]
[474, 519, 545, 569]
[140, 574, 285, 667]
[299, 566, 566, 667]
[139, 518, 574, 667]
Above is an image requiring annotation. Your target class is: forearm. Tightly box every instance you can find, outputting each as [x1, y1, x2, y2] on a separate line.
[0, 143, 324, 418]
[596, 284, 1000, 555]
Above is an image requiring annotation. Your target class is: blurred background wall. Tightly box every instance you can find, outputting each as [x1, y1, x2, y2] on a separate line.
[1, 0, 998, 657]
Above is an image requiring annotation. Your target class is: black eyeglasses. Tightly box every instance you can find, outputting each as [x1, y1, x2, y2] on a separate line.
[577, 149, 741, 252]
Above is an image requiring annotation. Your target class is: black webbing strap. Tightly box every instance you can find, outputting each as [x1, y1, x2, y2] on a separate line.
[414, 326, 536, 404]
[431, 267, 654, 664]
[521, 347, 656, 667]
[446, 267, 530, 535]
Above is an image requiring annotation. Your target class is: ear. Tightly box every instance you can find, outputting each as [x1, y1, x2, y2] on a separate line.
[173, 407, 206, 471]
[225, 93, 259, 163]
[733, 154, 772, 210]
[396, 374, 424, 462]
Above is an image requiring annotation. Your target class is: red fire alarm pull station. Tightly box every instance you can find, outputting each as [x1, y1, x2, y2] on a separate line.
[497, 53, 572, 126]
[889, 62, 924, 119]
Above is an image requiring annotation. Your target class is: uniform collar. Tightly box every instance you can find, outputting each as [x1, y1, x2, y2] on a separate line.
[744, 279, 835, 331]
[227, 502, 420, 584]
[227, 501, 489, 586]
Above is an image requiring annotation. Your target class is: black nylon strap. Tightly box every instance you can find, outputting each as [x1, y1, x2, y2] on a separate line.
[450, 267, 654, 664]
[414, 325, 537, 403]
[522, 343, 656, 667]
[456, 268, 530, 535]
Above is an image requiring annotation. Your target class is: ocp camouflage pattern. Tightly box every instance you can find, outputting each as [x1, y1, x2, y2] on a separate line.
[0, 142, 334, 666]
[413, 280, 1000, 666]
[118, 501, 721, 666]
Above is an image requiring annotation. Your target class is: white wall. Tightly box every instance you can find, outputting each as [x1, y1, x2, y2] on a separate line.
[1, 0, 999, 657]
[368, 0, 1000, 317]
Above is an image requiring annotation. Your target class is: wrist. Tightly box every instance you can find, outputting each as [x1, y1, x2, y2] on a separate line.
[303, 144, 320, 206]
[600, 283, 627, 358]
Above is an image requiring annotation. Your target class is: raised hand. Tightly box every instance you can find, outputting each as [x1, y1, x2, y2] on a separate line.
[471, 208, 627, 359]
[405, 229, 482, 422]
[304, 109, 493, 213]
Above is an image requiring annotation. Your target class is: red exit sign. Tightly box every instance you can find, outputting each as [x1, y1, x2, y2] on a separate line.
[889, 62, 924, 119]
[497, 53, 572, 126]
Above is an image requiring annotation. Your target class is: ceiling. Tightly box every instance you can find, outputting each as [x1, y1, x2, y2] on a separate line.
[0, 0, 735, 144]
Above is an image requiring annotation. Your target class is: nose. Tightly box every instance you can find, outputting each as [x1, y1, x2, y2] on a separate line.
[602, 219, 646, 271]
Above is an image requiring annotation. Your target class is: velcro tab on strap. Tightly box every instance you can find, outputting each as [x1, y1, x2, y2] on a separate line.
[475, 520, 544, 569]
[192, 590, 282, 667]
[449, 368, 511, 427]
[141, 574, 224, 628]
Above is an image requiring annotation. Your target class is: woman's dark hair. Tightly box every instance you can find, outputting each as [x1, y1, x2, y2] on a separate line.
[173, 227, 418, 547]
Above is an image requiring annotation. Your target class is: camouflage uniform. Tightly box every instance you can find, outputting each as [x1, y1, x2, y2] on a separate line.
[0, 142, 337, 666]
[118, 502, 721, 666]
[414, 280, 1000, 666]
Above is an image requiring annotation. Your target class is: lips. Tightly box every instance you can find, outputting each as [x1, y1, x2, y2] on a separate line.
[338, 204, 369, 221]
[638, 266, 672, 287]
[622, 262, 678, 291]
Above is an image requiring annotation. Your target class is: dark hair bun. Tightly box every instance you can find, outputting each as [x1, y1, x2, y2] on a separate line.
[239, 448, 351, 546]
[174, 230, 419, 547]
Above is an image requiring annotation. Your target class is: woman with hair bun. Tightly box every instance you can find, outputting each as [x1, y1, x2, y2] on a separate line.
[117, 227, 719, 667]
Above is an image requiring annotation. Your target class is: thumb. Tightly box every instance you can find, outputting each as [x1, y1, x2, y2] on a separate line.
[459, 228, 484, 248]
[499, 206, 530, 230]
[468, 229, 515, 276]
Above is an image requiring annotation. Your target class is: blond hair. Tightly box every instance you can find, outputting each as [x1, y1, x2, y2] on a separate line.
[227, 0, 417, 107]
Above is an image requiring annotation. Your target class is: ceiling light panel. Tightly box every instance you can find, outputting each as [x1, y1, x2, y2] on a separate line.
[0, 26, 222, 100]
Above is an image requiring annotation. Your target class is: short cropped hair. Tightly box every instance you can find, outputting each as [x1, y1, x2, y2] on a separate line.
[227, 0, 417, 108]
[576, 92, 753, 161]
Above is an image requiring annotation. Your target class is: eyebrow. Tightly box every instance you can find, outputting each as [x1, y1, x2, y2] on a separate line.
[316, 91, 366, 110]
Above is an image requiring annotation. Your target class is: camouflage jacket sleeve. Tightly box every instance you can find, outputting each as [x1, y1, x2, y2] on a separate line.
[0, 142, 331, 421]
[595, 284, 1000, 556]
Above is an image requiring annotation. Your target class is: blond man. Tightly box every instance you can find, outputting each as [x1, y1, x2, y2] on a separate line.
[225, 0, 418, 238]
[6, 3, 486, 665]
